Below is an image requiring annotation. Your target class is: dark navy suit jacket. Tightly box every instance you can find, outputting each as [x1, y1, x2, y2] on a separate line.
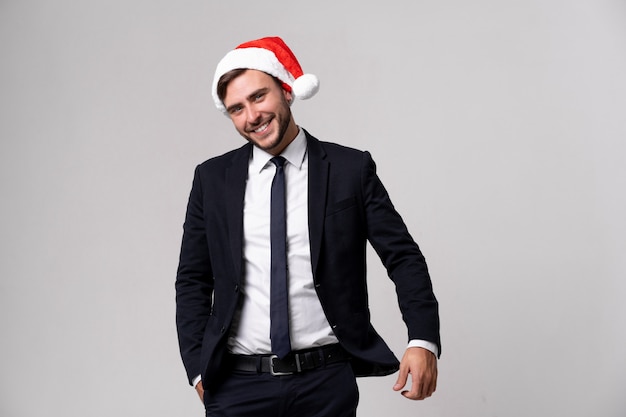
[176, 130, 440, 388]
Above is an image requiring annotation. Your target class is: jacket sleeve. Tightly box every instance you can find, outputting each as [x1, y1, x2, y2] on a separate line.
[360, 151, 441, 356]
[175, 165, 214, 384]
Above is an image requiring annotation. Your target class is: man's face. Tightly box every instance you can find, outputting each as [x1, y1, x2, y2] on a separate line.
[222, 69, 297, 156]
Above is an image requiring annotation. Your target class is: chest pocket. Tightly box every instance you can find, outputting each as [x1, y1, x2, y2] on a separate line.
[325, 196, 357, 216]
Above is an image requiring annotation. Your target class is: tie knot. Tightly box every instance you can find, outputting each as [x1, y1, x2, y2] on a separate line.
[271, 156, 286, 168]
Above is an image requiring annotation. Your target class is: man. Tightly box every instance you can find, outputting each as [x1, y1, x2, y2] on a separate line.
[176, 36, 440, 416]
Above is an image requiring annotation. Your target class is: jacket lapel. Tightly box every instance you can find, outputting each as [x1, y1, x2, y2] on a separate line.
[305, 131, 329, 277]
[225, 143, 252, 284]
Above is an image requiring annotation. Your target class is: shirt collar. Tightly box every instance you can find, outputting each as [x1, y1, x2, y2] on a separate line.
[250, 127, 307, 173]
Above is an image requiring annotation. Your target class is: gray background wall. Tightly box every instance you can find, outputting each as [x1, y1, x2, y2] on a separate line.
[1, 1, 625, 416]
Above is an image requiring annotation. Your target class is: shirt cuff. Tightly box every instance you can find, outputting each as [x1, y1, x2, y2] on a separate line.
[407, 339, 439, 358]
[192, 374, 202, 387]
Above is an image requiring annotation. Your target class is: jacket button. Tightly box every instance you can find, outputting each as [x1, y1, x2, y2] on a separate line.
[220, 326, 226, 333]
[234, 284, 239, 292]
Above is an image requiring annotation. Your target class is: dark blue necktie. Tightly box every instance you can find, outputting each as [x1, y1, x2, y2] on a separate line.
[270, 156, 291, 358]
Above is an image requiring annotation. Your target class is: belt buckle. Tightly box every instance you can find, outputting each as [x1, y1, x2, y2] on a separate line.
[270, 355, 294, 376]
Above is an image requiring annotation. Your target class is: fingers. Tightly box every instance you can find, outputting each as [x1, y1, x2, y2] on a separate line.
[403, 370, 424, 400]
[393, 347, 438, 401]
[401, 367, 437, 400]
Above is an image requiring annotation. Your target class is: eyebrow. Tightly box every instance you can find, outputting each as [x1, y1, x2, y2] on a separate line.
[225, 87, 270, 114]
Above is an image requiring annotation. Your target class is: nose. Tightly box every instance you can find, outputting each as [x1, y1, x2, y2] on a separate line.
[245, 105, 262, 124]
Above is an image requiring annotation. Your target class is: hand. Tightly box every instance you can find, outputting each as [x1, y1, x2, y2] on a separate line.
[195, 380, 204, 403]
[392, 347, 438, 400]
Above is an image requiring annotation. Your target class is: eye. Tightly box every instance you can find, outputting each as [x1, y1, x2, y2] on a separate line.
[228, 105, 243, 115]
[254, 92, 265, 101]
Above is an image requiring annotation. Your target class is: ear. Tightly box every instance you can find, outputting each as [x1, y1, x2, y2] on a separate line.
[283, 88, 293, 104]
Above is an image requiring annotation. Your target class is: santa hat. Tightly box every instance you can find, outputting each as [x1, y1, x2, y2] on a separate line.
[212, 36, 320, 113]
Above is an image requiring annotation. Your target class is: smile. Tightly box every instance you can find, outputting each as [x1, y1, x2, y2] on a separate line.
[254, 122, 270, 133]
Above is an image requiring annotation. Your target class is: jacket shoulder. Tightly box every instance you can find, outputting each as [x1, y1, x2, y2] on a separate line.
[320, 140, 365, 157]
[305, 130, 368, 161]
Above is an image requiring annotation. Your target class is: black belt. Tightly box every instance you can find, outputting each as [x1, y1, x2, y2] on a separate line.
[229, 344, 350, 376]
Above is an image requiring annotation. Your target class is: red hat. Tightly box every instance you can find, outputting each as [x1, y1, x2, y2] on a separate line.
[212, 36, 320, 113]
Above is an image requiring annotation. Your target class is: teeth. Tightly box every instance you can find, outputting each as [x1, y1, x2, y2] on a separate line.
[254, 122, 269, 133]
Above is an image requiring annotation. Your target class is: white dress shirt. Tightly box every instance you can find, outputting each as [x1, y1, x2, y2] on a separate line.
[228, 129, 338, 354]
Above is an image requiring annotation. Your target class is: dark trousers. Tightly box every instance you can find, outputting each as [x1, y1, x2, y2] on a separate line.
[204, 361, 359, 417]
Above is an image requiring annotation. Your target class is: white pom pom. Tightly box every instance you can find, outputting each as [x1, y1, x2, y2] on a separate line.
[292, 73, 320, 100]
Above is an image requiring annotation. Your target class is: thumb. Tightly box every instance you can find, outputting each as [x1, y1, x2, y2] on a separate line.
[393, 366, 408, 391]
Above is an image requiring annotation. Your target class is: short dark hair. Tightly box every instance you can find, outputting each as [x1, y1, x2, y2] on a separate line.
[216, 68, 248, 102]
